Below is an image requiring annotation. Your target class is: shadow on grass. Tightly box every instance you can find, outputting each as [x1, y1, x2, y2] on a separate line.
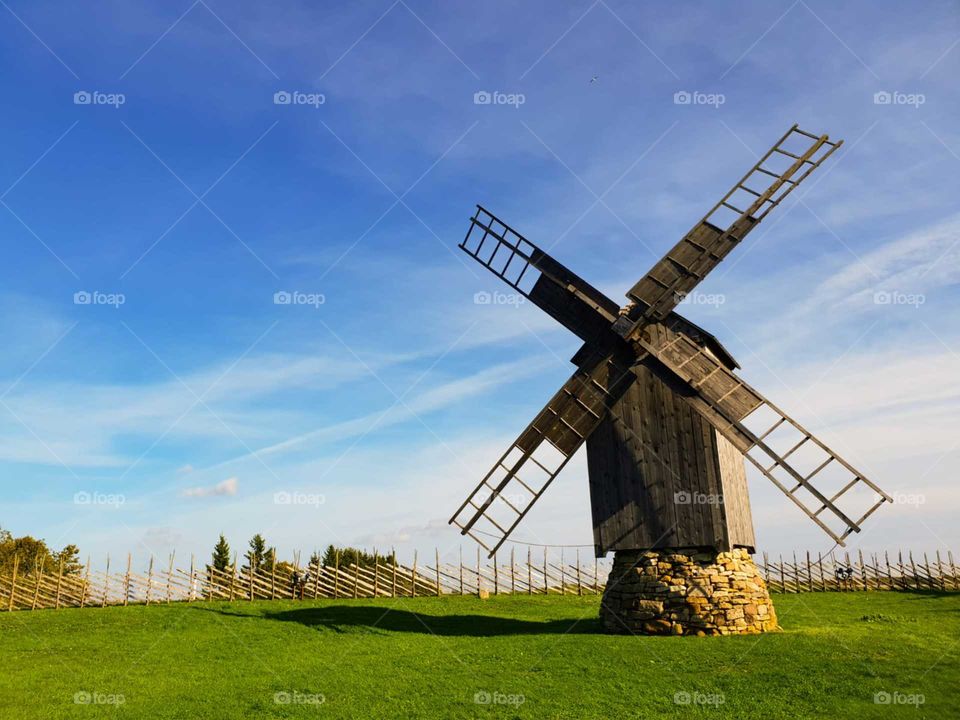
[194, 604, 603, 636]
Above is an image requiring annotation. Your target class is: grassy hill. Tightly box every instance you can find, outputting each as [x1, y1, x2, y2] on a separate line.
[1, 591, 956, 718]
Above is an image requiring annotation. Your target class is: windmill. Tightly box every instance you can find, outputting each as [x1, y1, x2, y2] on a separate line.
[449, 125, 892, 635]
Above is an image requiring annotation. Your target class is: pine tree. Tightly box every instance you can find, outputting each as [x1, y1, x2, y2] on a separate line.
[245, 534, 268, 572]
[211, 534, 232, 572]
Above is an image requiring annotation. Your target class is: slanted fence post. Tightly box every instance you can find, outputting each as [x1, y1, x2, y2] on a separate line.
[123, 554, 132, 606]
[411, 551, 418, 599]
[166, 552, 175, 604]
[527, 548, 532, 595]
[543, 548, 548, 595]
[32, 551, 45, 610]
[334, 551, 340, 600]
[102, 554, 110, 608]
[493, 553, 499, 596]
[146, 556, 155, 605]
[7, 554, 19, 611]
[576, 548, 583, 596]
[510, 548, 516, 595]
[435, 548, 441, 597]
[458, 547, 463, 596]
[189, 555, 196, 602]
[392, 549, 398, 598]
[55, 555, 65, 609]
[80, 557, 91, 608]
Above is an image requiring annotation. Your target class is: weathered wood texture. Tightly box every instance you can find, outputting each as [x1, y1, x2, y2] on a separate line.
[587, 361, 756, 554]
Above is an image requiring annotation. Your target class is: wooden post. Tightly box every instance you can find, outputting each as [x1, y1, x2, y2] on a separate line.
[353, 554, 360, 599]
[229, 553, 237, 601]
[80, 557, 91, 608]
[779, 554, 786, 593]
[510, 548, 516, 595]
[909, 551, 920, 591]
[493, 553, 499, 596]
[124, 554, 132, 606]
[189, 556, 196, 602]
[392, 549, 398, 598]
[54, 555, 65, 609]
[102, 555, 110, 608]
[247, 556, 255, 602]
[527, 548, 532, 595]
[817, 553, 826, 591]
[458, 547, 463, 596]
[270, 554, 276, 600]
[7, 554, 19, 611]
[435, 548, 441, 597]
[884, 551, 894, 590]
[476, 547, 481, 596]
[595, 553, 600, 594]
[561, 548, 566, 595]
[576, 548, 583, 596]
[949, 550, 958, 591]
[373, 550, 380, 597]
[805, 551, 813, 592]
[411, 551, 418, 599]
[334, 551, 340, 599]
[32, 551, 45, 610]
[543, 547, 548, 595]
[313, 555, 321, 599]
[146, 556, 155, 605]
[166, 552, 175, 603]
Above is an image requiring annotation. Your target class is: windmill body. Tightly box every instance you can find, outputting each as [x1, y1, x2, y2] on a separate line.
[449, 125, 892, 635]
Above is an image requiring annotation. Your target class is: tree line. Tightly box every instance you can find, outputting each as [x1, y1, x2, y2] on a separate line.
[0, 526, 82, 576]
[210, 533, 396, 575]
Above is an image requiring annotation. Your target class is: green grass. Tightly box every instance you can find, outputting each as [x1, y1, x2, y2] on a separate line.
[1, 591, 957, 719]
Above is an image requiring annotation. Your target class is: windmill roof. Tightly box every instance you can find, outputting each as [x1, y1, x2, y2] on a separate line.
[667, 312, 740, 370]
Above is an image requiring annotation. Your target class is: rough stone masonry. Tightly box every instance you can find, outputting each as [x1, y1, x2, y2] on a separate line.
[600, 548, 779, 636]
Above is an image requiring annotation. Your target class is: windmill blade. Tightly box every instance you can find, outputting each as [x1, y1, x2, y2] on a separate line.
[619, 125, 842, 335]
[635, 320, 892, 546]
[461, 206, 620, 342]
[450, 346, 636, 557]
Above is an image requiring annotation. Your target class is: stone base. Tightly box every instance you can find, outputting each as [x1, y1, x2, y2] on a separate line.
[600, 548, 779, 636]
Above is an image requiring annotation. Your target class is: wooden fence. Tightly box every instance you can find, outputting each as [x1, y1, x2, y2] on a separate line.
[1, 548, 956, 613]
[758, 550, 960, 593]
[0, 548, 610, 612]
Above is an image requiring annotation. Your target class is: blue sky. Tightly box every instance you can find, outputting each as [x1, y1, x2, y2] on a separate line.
[0, 0, 958, 569]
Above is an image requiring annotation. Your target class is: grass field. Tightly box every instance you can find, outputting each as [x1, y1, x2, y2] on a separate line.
[1, 591, 956, 719]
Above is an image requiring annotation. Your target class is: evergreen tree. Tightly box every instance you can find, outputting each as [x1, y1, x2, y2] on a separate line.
[211, 534, 232, 572]
[245, 534, 268, 572]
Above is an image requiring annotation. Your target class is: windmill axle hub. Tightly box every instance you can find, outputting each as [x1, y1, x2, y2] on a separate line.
[600, 549, 778, 636]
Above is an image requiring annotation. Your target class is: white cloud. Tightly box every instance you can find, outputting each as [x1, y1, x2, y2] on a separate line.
[182, 477, 238, 498]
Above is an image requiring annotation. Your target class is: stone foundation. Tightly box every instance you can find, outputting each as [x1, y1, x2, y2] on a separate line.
[600, 548, 778, 636]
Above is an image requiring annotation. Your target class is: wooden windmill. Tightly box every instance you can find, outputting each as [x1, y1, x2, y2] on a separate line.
[450, 125, 892, 561]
